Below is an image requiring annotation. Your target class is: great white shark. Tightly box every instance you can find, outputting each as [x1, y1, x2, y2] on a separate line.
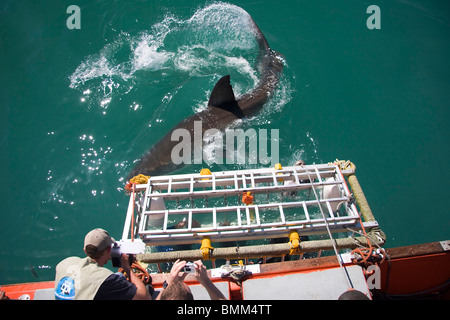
[126, 14, 284, 181]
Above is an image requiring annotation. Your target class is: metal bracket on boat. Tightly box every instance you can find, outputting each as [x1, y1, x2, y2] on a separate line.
[289, 231, 300, 255]
[440, 240, 450, 251]
[220, 261, 252, 285]
[116, 239, 146, 254]
[200, 237, 214, 260]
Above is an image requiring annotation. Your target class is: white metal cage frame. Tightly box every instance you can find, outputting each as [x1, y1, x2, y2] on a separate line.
[121, 164, 376, 246]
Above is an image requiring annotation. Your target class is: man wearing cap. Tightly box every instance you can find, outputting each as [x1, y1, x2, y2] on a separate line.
[54, 228, 150, 300]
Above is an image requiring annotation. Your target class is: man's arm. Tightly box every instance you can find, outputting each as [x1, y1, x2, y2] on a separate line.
[121, 255, 151, 300]
[194, 260, 226, 300]
[155, 259, 188, 300]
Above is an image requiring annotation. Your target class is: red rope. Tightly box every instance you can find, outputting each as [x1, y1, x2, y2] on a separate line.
[131, 183, 136, 242]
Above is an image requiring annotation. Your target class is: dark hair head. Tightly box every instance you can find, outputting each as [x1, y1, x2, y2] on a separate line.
[159, 281, 194, 300]
[85, 244, 108, 259]
[338, 289, 370, 300]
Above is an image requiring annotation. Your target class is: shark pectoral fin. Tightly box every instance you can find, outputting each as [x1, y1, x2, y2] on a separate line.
[208, 75, 245, 118]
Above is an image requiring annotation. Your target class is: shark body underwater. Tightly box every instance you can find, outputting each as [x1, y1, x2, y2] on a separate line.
[126, 11, 284, 182]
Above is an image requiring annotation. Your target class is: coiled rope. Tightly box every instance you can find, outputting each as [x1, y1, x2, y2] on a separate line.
[119, 262, 152, 285]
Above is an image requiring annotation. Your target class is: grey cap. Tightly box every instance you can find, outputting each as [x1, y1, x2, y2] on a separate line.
[84, 228, 115, 251]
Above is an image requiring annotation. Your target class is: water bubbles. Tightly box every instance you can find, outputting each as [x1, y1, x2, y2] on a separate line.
[132, 32, 174, 71]
[79, 134, 95, 142]
[130, 101, 141, 111]
[77, 133, 114, 178]
[100, 97, 111, 107]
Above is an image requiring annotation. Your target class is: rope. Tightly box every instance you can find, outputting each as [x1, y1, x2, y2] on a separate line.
[124, 174, 150, 194]
[131, 183, 135, 242]
[333, 163, 390, 290]
[348, 216, 387, 267]
[119, 262, 152, 285]
[124, 174, 150, 241]
[330, 159, 356, 172]
[137, 236, 384, 263]
[130, 174, 150, 184]
[347, 174, 376, 222]
[347, 228, 388, 265]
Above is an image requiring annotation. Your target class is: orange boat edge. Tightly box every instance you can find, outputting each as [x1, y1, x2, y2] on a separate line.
[1, 281, 54, 300]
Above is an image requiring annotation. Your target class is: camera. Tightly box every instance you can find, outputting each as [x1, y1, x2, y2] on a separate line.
[183, 262, 196, 273]
[111, 242, 136, 268]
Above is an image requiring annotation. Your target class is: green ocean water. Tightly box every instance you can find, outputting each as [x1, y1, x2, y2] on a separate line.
[1, 0, 449, 285]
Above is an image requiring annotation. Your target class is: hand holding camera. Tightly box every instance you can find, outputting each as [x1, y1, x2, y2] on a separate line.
[111, 242, 136, 268]
[182, 262, 196, 273]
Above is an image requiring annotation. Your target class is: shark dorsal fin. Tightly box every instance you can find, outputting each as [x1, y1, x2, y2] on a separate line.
[208, 75, 237, 108]
[208, 75, 244, 118]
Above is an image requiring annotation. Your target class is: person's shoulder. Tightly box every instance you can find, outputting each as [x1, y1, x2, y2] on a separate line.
[56, 256, 82, 268]
[100, 273, 136, 291]
[103, 273, 127, 283]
